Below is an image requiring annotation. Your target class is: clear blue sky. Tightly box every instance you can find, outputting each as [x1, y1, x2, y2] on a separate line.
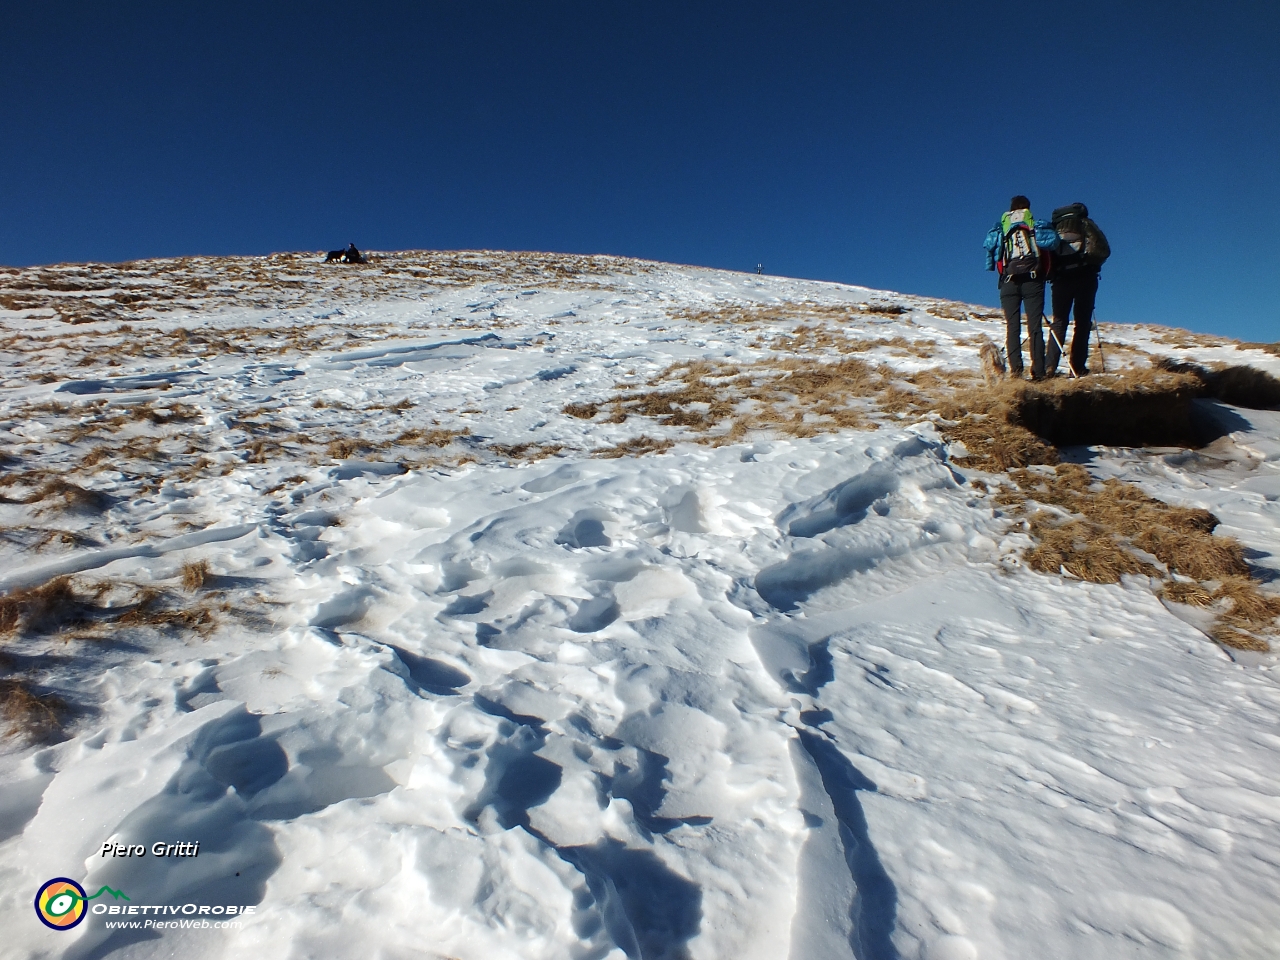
[2, 2, 1276, 340]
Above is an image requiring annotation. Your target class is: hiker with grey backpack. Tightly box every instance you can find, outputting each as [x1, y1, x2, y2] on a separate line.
[1046, 203, 1110, 377]
[984, 195, 1060, 380]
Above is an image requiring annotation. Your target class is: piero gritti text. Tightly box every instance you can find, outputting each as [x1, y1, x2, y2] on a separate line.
[100, 841, 200, 858]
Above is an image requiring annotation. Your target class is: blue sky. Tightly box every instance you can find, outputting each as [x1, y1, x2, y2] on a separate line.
[2, 2, 1276, 340]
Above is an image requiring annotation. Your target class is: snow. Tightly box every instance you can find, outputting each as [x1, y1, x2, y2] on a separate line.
[1, 251, 1279, 958]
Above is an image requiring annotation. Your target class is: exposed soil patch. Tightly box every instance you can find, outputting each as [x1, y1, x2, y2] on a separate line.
[1154, 358, 1280, 412]
[1009, 373, 1206, 447]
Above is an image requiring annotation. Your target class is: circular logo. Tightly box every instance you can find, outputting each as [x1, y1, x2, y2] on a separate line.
[35, 878, 88, 931]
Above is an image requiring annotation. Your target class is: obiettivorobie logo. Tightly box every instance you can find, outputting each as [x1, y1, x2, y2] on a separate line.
[34, 878, 130, 931]
[34, 876, 257, 932]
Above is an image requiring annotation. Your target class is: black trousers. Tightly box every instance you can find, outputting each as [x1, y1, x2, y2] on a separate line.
[999, 275, 1045, 378]
[1048, 270, 1099, 375]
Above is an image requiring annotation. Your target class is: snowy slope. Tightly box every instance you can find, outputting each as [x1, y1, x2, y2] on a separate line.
[1, 251, 1278, 960]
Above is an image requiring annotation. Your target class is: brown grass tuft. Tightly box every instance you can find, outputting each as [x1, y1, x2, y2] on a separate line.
[594, 435, 674, 459]
[489, 443, 565, 460]
[1212, 576, 1280, 648]
[1024, 516, 1158, 583]
[326, 438, 371, 460]
[28, 479, 112, 512]
[81, 446, 114, 467]
[393, 427, 467, 448]
[1160, 580, 1215, 607]
[0, 679, 67, 742]
[1240, 341, 1280, 359]
[944, 416, 1058, 472]
[0, 577, 88, 635]
[181, 560, 211, 592]
[117, 588, 218, 636]
[1208, 625, 1271, 651]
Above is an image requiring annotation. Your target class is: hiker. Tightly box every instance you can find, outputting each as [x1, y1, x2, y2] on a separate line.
[984, 196, 1059, 380]
[1046, 203, 1110, 377]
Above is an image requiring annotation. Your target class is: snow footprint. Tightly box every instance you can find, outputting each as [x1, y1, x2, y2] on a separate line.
[556, 508, 614, 548]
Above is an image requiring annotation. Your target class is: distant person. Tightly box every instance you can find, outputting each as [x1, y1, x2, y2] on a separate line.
[325, 243, 364, 264]
[1046, 203, 1110, 377]
[984, 195, 1059, 380]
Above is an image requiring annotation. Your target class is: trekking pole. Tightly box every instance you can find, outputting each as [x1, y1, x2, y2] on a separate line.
[1048, 324, 1080, 379]
[1092, 311, 1107, 374]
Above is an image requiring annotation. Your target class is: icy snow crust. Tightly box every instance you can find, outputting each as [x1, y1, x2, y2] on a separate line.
[2, 252, 1279, 959]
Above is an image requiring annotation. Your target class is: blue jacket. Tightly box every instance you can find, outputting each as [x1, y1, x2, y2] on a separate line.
[984, 216, 1059, 272]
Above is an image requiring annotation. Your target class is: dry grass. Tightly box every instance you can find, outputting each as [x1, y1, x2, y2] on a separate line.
[244, 438, 284, 464]
[0, 250, 649, 351]
[393, 427, 468, 448]
[950, 413, 1279, 650]
[176, 456, 218, 482]
[116, 588, 219, 636]
[1208, 578, 1280, 651]
[132, 402, 202, 425]
[1024, 516, 1159, 583]
[600, 325, 1212, 453]
[28, 479, 112, 513]
[673, 301, 915, 328]
[562, 402, 600, 420]
[766, 325, 936, 358]
[489, 443, 565, 461]
[81, 446, 115, 467]
[601, 354, 893, 442]
[944, 415, 1058, 472]
[593, 435, 674, 459]
[0, 679, 67, 742]
[1001, 463, 1240, 581]
[1147, 327, 1236, 350]
[326, 438, 376, 460]
[927, 303, 1003, 323]
[181, 560, 210, 592]
[599, 335, 1150, 452]
[0, 577, 90, 635]
[32, 528, 100, 550]
[1240, 341, 1280, 359]
[0, 576, 221, 640]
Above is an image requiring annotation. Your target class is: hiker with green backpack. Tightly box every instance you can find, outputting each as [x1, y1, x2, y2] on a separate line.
[984, 195, 1060, 380]
[1046, 203, 1110, 377]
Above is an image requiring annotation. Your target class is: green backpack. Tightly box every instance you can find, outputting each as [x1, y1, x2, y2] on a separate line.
[998, 209, 1043, 278]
